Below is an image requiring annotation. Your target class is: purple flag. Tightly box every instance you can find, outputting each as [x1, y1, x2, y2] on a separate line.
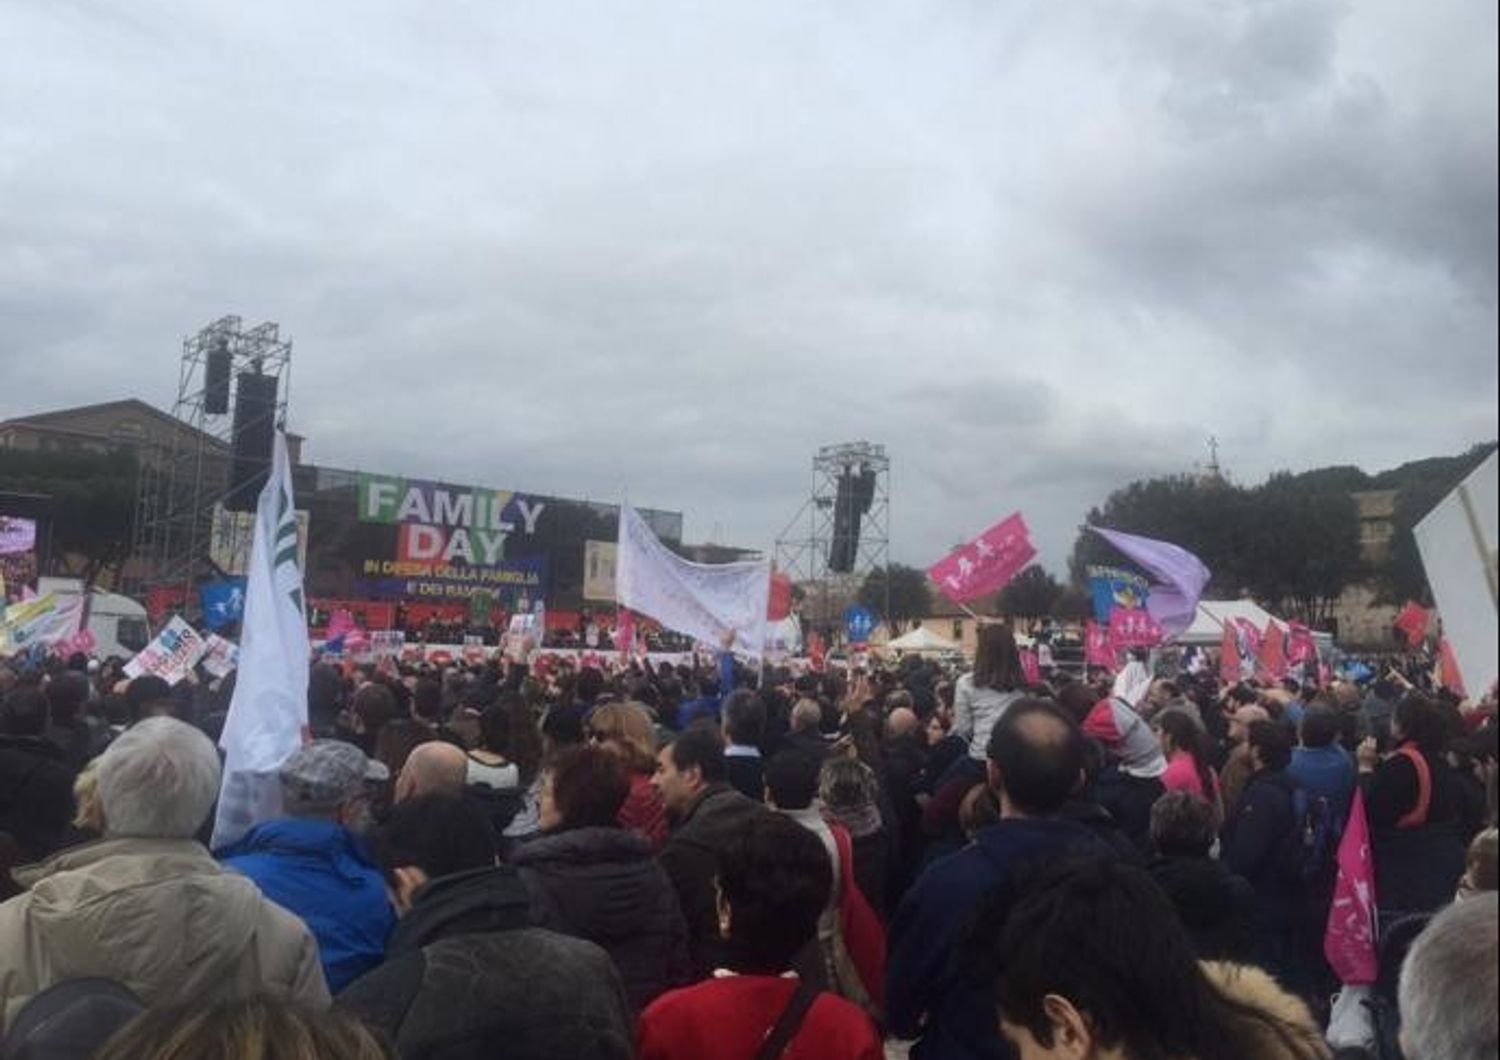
[1089, 527, 1210, 640]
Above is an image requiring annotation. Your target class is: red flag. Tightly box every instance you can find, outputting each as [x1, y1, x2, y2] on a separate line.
[767, 572, 793, 621]
[1084, 621, 1115, 670]
[1107, 607, 1164, 651]
[1397, 603, 1429, 644]
[1220, 622, 1242, 686]
[1325, 789, 1378, 985]
[1394, 601, 1429, 648]
[1258, 621, 1288, 682]
[1439, 638, 1467, 698]
[927, 513, 1036, 603]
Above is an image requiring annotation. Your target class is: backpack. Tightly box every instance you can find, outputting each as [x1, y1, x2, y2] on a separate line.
[1296, 788, 1340, 882]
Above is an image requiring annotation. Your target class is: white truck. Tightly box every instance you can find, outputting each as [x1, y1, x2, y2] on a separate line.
[36, 577, 151, 658]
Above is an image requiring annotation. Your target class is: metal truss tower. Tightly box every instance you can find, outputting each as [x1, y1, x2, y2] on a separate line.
[775, 442, 891, 635]
[129, 316, 292, 606]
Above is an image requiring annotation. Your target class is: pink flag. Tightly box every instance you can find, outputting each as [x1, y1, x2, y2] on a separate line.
[1107, 607, 1164, 651]
[616, 609, 636, 659]
[927, 513, 1036, 604]
[1019, 648, 1041, 685]
[1220, 622, 1241, 686]
[1258, 621, 1288, 682]
[1325, 789, 1378, 985]
[1084, 621, 1115, 670]
[1232, 618, 1262, 659]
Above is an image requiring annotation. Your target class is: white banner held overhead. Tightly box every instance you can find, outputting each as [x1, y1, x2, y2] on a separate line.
[615, 504, 771, 658]
[1414, 450, 1498, 699]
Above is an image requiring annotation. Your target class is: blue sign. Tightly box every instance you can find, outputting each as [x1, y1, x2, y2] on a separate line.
[1087, 565, 1150, 623]
[199, 578, 247, 631]
[844, 606, 877, 644]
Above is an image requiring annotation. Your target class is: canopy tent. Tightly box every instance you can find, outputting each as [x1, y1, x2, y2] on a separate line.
[884, 626, 959, 653]
[1174, 599, 1335, 653]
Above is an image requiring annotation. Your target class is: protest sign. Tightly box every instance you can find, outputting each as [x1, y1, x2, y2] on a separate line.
[1087, 565, 1150, 623]
[201, 633, 240, 679]
[124, 616, 207, 684]
[927, 513, 1036, 604]
[0, 592, 84, 654]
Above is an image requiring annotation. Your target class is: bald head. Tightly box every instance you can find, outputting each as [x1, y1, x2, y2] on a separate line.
[396, 741, 468, 803]
[790, 698, 822, 735]
[885, 707, 919, 740]
[985, 699, 1084, 818]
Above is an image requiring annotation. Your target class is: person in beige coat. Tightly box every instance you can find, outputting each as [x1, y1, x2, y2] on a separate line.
[0, 716, 328, 1033]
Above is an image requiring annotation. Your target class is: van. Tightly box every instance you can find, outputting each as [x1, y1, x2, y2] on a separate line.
[36, 577, 151, 659]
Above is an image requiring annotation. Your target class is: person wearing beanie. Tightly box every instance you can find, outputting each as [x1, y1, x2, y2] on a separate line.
[219, 740, 394, 992]
[1082, 696, 1168, 856]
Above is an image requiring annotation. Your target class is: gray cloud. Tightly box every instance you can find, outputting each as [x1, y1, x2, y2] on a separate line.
[1, 0, 1494, 574]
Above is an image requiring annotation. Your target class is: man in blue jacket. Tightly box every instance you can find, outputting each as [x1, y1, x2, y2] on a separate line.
[886, 699, 1111, 1060]
[219, 740, 395, 992]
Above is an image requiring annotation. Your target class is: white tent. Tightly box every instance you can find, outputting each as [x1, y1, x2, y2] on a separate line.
[885, 626, 959, 653]
[1175, 599, 1335, 653]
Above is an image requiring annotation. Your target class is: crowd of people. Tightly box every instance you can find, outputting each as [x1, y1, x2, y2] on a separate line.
[0, 621, 1496, 1060]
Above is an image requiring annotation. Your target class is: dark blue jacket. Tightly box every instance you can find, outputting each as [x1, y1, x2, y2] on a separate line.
[221, 817, 395, 992]
[674, 653, 737, 730]
[886, 817, 1107, 1060]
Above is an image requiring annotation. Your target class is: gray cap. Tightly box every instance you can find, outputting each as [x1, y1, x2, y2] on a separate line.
[279, 740, 389, 812]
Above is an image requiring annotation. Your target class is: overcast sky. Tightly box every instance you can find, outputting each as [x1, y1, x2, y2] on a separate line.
[2, 0, 1495, 572]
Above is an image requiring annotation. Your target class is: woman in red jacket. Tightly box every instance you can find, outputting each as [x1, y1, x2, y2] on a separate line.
[587, 702, 668, 850]
[637, 814, 883, 1060]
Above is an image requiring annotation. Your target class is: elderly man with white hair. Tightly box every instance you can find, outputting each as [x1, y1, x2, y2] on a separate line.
[1399, 893, 1498, 1060]
[0, 717, 328, 1032]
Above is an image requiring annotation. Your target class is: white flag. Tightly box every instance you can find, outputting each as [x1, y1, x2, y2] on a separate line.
[211, 432, 309, 850]
[615, 504, 770, 657]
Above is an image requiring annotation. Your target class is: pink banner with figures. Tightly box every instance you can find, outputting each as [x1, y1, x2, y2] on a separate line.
[927, 513, 1036, 603]
[1107, 607, 1164, 650]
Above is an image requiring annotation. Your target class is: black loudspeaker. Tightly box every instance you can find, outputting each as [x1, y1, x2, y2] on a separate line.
[224, 371, 278, 511]
[828, 465, 877, 573]
[204, 337, 231, 415]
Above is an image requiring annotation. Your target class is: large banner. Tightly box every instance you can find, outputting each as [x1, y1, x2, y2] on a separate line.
[928, 513, 1036, 603]
[1414, 450, 1498, 698]
[351, 474, 549, 607]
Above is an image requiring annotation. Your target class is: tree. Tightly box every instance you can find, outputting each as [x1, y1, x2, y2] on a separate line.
[1375, 443, 1498, 605]
[857, 564, 932, 634]
[1051, 586, 1094, 622]
[1237, 473, 1361, 625]
[998, 565, 1064, 619]
[0, 448, 139, 587]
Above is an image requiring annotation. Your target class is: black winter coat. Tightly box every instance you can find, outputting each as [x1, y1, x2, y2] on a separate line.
[1148, 854, 1257, 963]
[514, 826, 691, 1011]
[338, 866, 633, 1060]
[0, 736, 76, 863]
[658, 784, 772, 976]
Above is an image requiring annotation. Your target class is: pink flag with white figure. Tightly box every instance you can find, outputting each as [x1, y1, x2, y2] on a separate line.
[1085, 621, 1116, 670]
[1325, 789, 1378, 985]
[1287, 622, 1318, 667]
[1107, 607, 1164, 651]
[927, 513, 1036, 604]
